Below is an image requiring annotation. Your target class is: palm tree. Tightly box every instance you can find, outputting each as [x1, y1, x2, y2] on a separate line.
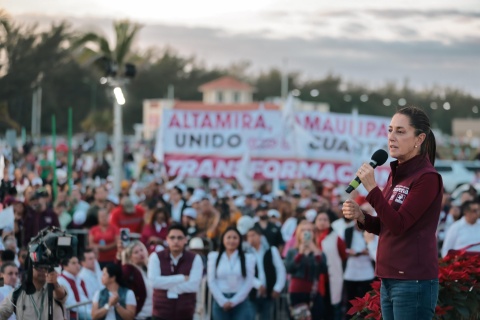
[73, 19, 142, 194]
[73, 19, 142, 77]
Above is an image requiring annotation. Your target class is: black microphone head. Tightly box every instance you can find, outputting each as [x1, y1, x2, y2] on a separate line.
[371, 149, 389, 167]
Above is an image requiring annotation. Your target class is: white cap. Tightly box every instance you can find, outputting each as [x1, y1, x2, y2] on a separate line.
[228, 189, 241, 198]
[183, 207, 197, 219]
[234, 196, 246, 207]
[106, 193, 119, 206]
[193, 189, 207, 198]
[176, 184, 187, 193]
[305, 209, 317, 222]
[56, 169, 67, 184]
[298, 198, 311, 208]
[187, 195, 202, 206]
[268, 209, 280, 218]
[209, 181, 220, 189]
[189, 237, 204, 250]
[237, 216, 255, 235]
[261, 195, 274, 203]
[31, 177, 43, 187]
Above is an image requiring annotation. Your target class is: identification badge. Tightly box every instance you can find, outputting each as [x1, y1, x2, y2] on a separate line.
[167, 291, 179, 299]
[227, 275, 238, 288]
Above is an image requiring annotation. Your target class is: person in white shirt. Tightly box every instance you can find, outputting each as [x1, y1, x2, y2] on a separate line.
[442, 200, 480, 257]
[0, 262, 18, 320]
[207, 226, 256, 320]
[91, 263, 136, 320]
[57, 256, 91, 319]
[168, 186, 187, 223]
[343, 224, 377, 320]
[79, 249, 104, 300]
[148, 224, 203, 320]
[246, 227, 286, 319]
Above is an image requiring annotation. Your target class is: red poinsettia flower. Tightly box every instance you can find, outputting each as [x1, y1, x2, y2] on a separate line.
[347, 296, 368, 316]
[435, 305, 454, 315]
[371, 280, 381, 291]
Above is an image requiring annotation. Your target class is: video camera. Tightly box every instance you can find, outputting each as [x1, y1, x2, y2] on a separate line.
[28, 227, 78, 266]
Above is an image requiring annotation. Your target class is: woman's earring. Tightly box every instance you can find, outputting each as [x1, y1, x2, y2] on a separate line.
[415, 145, 418, 148]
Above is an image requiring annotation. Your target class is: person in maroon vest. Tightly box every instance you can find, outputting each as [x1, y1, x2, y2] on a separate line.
[147, 224, 203, 320]
[57, 256, 91, 320]
[343, 106, 443, 320]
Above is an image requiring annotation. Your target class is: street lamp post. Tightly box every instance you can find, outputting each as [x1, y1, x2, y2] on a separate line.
[112, 84, 126, 194]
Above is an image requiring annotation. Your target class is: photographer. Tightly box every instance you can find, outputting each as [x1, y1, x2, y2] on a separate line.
[0, 258, 68, 319]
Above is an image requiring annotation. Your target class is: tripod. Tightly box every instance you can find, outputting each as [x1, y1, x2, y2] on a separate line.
[47, 266, 55, 320]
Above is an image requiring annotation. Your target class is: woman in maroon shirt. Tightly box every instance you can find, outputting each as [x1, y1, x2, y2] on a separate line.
[343, 106, 442, 320]
[140, 207, 169, 253]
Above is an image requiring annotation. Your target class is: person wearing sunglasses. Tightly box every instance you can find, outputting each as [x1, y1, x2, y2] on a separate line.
[148, 224, 203, 320]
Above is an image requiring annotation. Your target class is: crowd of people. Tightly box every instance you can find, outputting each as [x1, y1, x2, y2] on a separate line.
[0, 109, 478, 319]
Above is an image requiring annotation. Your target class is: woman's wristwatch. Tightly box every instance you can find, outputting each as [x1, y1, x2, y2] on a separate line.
[103, 303, 110, 311]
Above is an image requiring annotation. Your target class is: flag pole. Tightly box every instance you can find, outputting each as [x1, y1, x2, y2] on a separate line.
[67, 107, 73, 195]
[52, 115, 57, 202]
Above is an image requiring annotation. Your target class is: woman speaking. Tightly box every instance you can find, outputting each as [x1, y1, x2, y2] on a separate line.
[342, 106, 442, 319]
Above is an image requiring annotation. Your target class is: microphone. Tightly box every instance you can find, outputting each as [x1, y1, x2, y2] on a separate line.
[345, 149, 389, 194]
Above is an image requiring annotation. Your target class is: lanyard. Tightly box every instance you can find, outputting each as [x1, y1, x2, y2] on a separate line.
[29, 289, 46, 320]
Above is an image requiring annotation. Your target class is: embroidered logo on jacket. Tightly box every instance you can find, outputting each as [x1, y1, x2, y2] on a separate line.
[390, 185, 410, 204]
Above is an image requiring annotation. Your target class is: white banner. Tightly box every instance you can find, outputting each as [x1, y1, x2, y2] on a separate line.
[157, 109, 391, 184]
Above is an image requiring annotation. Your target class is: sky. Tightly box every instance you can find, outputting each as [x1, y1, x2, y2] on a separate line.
[2, 0, 480, 96]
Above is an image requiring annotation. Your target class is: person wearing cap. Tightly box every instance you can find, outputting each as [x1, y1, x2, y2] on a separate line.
[268, 209, 282, 227]
[246, 227, 286, 319]
[181, 207, 199, 240]
[105, 193, 119, 213]
[69, 187, 90, 228]
[110, 197, 145, 234]
[253, 203, 284, 250]
[188, 237, 208, 320]
[239, 193, 256, 218]
[188, 237, 206, 270]
[27, 189, 60, 242]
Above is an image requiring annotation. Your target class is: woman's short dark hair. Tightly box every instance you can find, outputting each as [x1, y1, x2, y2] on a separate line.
[396, 106, 436, 165]
[103, 263, 125, 286]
